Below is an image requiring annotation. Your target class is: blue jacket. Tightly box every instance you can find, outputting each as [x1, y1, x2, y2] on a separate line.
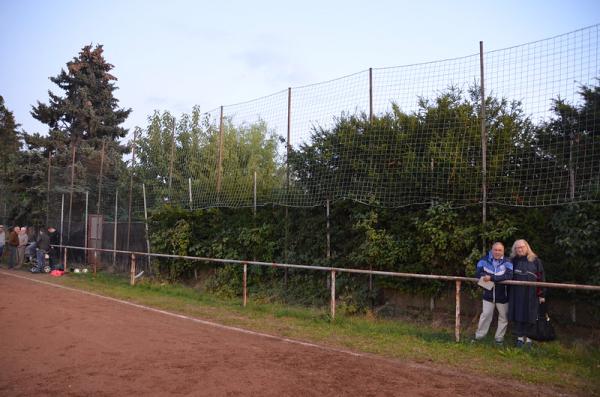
[476, 251, 513, 304]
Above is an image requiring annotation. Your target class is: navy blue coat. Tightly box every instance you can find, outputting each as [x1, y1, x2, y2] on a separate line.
[476, 251, 513, 303]
[509, 256, 545, 324]
[476, 251, 513, 304]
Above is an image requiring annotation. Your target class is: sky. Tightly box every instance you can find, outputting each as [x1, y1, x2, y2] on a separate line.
[1, 0, 599, 143]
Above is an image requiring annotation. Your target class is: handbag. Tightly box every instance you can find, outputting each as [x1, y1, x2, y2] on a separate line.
[526, 302, 556, 341]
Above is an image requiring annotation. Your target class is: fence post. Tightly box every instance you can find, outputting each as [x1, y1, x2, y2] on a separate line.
[142, 183, 151, 272]
[127, 129, 137, 252]
[113, 190, 118, 269]
[188, 177, 193, 209]
[63, 247, 68, 272]
[68, 143, 76, 240]
[284, 87, 291, 286]
[46, 151, 51, 226]
[60, 194, 64, 263]
[455, 280, 461, 342]
[243, 263, 248, 307]
[369, 67, 373, 123]
[97, 139, 106, 213]
[217, 106, 224, 194]
[330, 270, 336, 319]
[479, 41, 487, 252]
[130, 253, 136, 286]
[168, 116, 176, 200]
[84, 191, 88, 266]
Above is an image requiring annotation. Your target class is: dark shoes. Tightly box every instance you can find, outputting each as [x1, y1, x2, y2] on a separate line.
[516, 338, 533, 349]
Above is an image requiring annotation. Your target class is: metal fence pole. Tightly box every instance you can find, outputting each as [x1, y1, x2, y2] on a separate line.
[455, 280, 461, 342]
[142, 183, 151, 272]
[46, 151, 51, 226]
[330, 270, 336, 319]
[188, 177, 193, 209]
[326, 199, 330, 259]
[253, 172, 257, 218]
[127, 129, 137, 251]
[130, 253, 136, 286]
[217, 106, 224, 194]
[67, 144, 76, 240]
[284, 87, 291, 286]
[60, 194, 64, 264]
[369, 67, 373, 123]
[84, 191, 88, 265]
[97, 139, 105, 213]
[243, 263, 248, 307]
[63, 247, 68, 272]
[479, 41, 487, 253]
[168, 117, 176, 201]
[113, 190, 118, 269]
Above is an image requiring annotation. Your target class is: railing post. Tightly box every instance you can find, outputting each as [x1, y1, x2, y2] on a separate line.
[455, 280, 461, 342]
[130, 253, 136, 286]
[243, 263, 247, 307]
[330, 270, 336, 319]
[63, 247, 68, 272]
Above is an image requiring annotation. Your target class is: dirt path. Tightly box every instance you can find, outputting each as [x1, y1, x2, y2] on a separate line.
[0, 271, 567, 396]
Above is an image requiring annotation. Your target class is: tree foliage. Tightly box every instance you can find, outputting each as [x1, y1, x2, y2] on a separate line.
[11, 44, 133, 227]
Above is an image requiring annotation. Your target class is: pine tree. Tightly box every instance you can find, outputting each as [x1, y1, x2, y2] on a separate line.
[0, 95, 23, 223]
[31, 44, 131, 146]
[25, 44, 132, 229]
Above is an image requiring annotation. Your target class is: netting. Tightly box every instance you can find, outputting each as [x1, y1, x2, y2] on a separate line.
[32, 24, 600, 223]
[122, 24, 598, 210]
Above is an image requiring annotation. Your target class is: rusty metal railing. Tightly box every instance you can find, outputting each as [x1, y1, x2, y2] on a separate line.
[54, 245, 600, 342]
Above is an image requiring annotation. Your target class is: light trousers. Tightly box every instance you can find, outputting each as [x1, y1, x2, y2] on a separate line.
[475, 300, 508, 341]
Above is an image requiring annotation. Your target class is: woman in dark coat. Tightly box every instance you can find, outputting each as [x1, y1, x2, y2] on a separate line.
[509, 239, 545, 348]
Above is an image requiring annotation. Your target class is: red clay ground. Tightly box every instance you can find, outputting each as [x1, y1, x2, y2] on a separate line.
[0, 270, 570, 396]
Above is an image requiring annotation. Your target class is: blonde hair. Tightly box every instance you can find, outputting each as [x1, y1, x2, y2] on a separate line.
[510, 239, 537, 262]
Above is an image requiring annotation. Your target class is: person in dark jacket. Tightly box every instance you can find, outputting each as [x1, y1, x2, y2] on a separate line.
[7, 226, 20, 269]
[509, 239, 545, 348]
[473, 242, 513, 344]
[47, 227, 60, 268]
[36, 229, 51, 269]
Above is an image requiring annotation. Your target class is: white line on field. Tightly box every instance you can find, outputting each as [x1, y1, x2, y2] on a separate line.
[1, 271, 363, 358]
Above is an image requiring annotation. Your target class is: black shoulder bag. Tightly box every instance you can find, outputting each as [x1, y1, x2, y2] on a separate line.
[527, 302, 556, 341]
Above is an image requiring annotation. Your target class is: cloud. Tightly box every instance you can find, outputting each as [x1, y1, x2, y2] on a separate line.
[233, 48, 312, 88]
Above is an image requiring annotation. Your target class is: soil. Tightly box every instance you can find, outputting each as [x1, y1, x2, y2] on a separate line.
[0, 270, 577, 396]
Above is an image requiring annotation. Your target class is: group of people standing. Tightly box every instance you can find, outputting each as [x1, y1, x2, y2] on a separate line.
[474, 239, 545, 348]
[0, 225, 60, 269]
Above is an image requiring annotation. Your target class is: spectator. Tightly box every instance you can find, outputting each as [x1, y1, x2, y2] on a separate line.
[7, 226, 20, 269]
[16, 226, 28, 269]
[36, 229, 51, 270]
[509, 239, 546, 348]
[0, 225, 5, 264]
[47, 227, 60, 269]
[473, 242, 513, 345]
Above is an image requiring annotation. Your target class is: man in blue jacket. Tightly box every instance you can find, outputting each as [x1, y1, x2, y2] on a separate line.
[473, 242, 513, 345]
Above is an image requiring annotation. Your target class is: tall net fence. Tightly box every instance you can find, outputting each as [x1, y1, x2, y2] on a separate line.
[26, 24, 600, 231]
[123, 24, 599, 211]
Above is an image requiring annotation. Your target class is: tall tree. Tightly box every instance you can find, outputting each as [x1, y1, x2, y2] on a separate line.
[0, 95, 23, 223]
[26, 44, 131, 229]
[31, 44, 131, 146]
[0, 95, 21, 175]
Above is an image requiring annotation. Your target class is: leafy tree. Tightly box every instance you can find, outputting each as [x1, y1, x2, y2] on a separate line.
[136, 107, 283, 209]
